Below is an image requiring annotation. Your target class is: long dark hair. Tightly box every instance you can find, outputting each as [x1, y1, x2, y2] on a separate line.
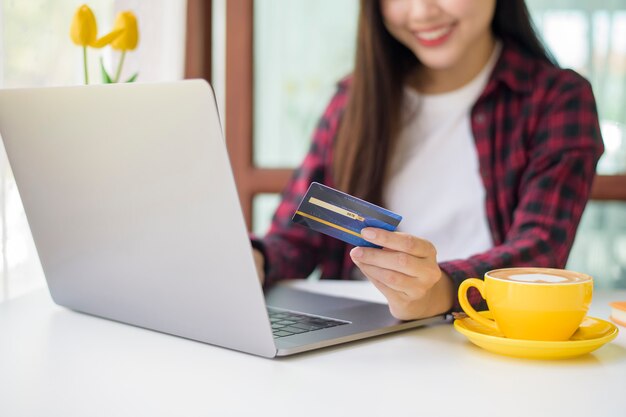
[333, 0, 555, 204]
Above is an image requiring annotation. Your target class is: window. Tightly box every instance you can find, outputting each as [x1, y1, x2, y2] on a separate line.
[253, 0, 359, 169]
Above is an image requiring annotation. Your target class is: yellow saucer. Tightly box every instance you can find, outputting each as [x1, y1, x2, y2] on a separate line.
[454, 311, 619, 360]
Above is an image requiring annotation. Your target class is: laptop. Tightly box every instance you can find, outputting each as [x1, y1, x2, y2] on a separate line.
[0, 80, 445, 357]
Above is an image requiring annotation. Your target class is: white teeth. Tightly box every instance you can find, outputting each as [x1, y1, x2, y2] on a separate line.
[416, 25, 452, 41]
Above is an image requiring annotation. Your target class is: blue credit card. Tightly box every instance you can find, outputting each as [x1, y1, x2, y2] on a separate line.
[291, 182, 402, 248]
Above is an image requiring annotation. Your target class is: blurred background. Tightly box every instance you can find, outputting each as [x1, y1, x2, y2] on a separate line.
[0, 0, 624, 302]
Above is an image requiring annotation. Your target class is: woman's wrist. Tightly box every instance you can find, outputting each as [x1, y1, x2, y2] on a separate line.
[427, 271, 455, 316]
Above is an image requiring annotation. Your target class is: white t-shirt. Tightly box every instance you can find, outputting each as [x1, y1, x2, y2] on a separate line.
[383, 44, 501, 263]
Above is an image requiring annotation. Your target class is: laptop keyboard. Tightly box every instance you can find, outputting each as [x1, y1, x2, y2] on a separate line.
[267, 307, 349, 338]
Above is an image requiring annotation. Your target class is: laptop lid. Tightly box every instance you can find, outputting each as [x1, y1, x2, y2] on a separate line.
[0, 80, 277, 358]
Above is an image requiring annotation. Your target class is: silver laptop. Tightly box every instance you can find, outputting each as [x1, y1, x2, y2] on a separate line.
[0, 80, 445, 357]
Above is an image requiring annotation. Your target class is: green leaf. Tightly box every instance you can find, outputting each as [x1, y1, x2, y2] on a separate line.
[125, 72, 139, 83]
[100, 58, 113, 84]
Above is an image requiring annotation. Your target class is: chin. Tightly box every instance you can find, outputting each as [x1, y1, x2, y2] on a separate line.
[408, 42, 460, 68]
[414, 53, 460, 71]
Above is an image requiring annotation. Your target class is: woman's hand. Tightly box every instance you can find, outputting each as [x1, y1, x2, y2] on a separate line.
[252, 248, 265, 285]
[350, 228, 454, 320]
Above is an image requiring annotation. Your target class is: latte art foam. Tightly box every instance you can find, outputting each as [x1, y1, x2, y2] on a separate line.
[507, 273, 569, 283]
[488, 268, 591, 284]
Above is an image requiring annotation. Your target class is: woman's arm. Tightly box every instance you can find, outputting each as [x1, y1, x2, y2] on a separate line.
[440, 72, 604, 310]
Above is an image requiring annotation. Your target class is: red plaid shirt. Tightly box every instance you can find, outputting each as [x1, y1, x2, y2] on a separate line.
[251, 40, 604, 311]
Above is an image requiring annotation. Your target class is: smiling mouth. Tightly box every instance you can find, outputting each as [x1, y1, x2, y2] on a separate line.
[413, 24, 455, 45]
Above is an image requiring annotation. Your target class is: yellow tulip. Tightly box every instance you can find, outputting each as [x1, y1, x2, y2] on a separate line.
[110, 11, 139, 82]
[70, 4, 123, 49]
[70, 5, 97, 47]
[91, 29, 124, 48]
[69, 6, 138, 84]
[111, 11, 139, 51]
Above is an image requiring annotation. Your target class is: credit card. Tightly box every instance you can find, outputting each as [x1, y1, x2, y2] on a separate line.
[291, 182, 402, 248]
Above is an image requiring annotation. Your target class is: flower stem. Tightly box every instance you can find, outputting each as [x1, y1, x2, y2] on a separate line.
[83, 46, 89, 85]
[114, 50, 126, 83]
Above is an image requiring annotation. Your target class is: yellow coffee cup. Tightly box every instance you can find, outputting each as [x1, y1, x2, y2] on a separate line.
[458, 267, 593, 341]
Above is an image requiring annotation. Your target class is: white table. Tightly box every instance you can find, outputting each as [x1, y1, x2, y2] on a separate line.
[1, 281, 625, 417]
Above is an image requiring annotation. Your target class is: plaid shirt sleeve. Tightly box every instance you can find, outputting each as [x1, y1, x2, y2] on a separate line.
[251, 84, 349, 285]
[440, 70, 604, 310]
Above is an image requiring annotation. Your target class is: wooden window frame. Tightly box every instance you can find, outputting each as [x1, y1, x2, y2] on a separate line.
[185, 0, 212, 81]
[224, 0, 291, 230]
[188, 0, 626, 231]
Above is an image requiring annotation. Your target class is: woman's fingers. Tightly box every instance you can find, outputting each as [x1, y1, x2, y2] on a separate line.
[360, 228, 437, 260]
[354, 261, 406, 301]
[353, 260, 428, 300]
[350, 246, 440, 287]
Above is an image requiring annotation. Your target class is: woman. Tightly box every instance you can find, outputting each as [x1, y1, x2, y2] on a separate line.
[251, 0, 604, 320]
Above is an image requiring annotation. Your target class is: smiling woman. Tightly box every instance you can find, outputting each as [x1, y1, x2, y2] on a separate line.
[380, 0, 497, 92]
[0, 0, 187, 301]
[225, 0, 626, 318]
[218, 0, 626, 292]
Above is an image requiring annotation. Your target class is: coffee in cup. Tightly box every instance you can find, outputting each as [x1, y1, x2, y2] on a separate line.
[458, 267, 593, 341]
